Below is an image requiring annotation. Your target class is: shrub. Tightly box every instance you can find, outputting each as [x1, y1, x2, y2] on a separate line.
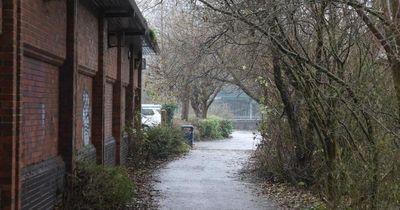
[144, 127, 190, 160]
[198, 117, 223, 139]
[126, 126, 190, 164]
[125, 126, 149, 168]
[219, 119, 234, 138]
[197, 116, 234, 140]
[149, 29, 157, 43]
[162, 103, 178, 127]
[63, 162, 134, 210]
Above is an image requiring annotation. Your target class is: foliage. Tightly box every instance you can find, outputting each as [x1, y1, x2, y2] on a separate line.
[191, 0, 400, 209]
[198, 117, 223, 139]
[62, 162, 134, 210]
[126, 126, 149, 168]
[126, 126, 189, 164]
[145, 127, 190, 160]
[144, 0, 400, 208]
[190, 81, 223, 119]
[208, 103, 234, 119]
[162, 103, 178, 127]
[196, 116, 233, 140]
[143, 4, 226, 120]
[219, 119, 234, 138]
[149, 29, 157, 44]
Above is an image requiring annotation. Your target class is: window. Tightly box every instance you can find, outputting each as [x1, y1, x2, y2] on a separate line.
[142, 109, 155, 116]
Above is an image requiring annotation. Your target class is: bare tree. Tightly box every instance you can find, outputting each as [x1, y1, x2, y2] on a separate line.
[145, 2, 227, 119]
[191, 0, 399, 208]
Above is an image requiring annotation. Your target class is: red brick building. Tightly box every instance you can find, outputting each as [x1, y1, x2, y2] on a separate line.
[0, 0, 157, 209]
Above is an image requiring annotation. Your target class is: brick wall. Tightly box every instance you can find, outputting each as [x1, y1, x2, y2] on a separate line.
[77, 2, 98, 71]
[133, 65, 139, 89]
[0, 0, 147, 209]
[0, 0, 3, 34]
[120, 137, 129, 165]
[74, 2, 99, 162]
[106, 48, 118, 80]
[104, 81, 116, 165]
[20, 157, 65, 210]
[0, 0, 1, 29]
[91, 17, 107, 164]
[117, 87, 127, 164]
[104, 139, 116, 166]
[119, 47, 130, 165]
[17, 0, 68, 209]
[75, 74, 93, 151]
[20, 57, 59, 167]
[121, 88, 126, 134]
[105, 82, 113, 141]
[126, 51, 137, 130]
[0, 1, 19, 209]
[77, 144, 97, 163]
[21, 0, 66, 58]
[121, 48, 130, 84]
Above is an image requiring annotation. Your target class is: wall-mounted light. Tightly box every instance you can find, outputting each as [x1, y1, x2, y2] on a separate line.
[142, 58, 147, 70]
[108, 33, 118, 48]
[134, 58, 147, 70]
[128, 50, 132, 59]
[134, 58, 141, 69]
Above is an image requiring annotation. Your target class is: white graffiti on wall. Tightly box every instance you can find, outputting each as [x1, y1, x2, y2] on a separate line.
[83, 91, 90, 146]
[41, 104, 46, 128]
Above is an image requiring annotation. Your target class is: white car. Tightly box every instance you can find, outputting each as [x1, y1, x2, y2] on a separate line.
[141, 104, 162, 128]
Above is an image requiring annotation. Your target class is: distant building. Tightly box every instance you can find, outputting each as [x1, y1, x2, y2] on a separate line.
[210, 87, 260, 130]
[0, 1, 157, 209]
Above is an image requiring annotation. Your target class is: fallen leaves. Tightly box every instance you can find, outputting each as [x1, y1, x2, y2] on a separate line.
[125, 158, 165, 210]
[260, 180, 323, 210]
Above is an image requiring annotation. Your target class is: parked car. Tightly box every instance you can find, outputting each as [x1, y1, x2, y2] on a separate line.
[141, 104, 162, 128]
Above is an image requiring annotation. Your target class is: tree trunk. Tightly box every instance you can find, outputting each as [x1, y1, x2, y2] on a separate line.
[201, 100, 208, 119]
[192, 105, 201, 118]
[191, 98, 203, 119]
[272, 52, 307, 174]
[392, 60, 400, 114]
[389, 0, 400, 114]
[181, 95, 190, 121]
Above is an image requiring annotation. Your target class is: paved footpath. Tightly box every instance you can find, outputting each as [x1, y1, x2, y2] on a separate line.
[154, 131, 277, 210]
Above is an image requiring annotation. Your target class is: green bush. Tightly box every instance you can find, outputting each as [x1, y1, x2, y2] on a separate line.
[219, 119, 234, 138]
[199, 117, 223, 139]
[125, 126, 149, 168]
[149, 29, 157, 43]
[162, 103, 178, 126]
[63, 162, 134, 210]
[198, 116, 233, 140]
[144, 127, 190, 160]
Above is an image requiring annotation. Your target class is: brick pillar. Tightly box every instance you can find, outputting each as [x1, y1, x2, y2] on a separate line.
[0, 0, 21, 209]
[112, 34, 123, 164]
[92, 17, 106, 164]
[138, 53, 143, 107]
[134, 52, 143, 129]
[59, 0, 78, 173]
[125, 47, 135, 129]
[133, 53, 142, 130]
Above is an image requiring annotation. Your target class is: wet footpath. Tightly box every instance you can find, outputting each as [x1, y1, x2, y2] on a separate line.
[154, 131, 277, 210]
